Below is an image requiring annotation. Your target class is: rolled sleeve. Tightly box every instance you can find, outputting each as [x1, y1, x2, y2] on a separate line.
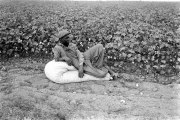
[70, 43, 84, 65]
[77, 50, 84, 66]
[52, 45, 67, 61]
[52, 47, 60, 61]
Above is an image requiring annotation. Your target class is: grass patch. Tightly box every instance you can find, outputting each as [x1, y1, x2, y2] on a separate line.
[0, 96, 68, 120]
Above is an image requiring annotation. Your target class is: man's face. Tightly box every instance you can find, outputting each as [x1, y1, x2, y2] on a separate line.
[60, 34, 74, 47]
[66, 34, 73, 43]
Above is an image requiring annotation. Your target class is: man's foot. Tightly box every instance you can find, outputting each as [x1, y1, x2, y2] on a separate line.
[110, 72, 119, 81]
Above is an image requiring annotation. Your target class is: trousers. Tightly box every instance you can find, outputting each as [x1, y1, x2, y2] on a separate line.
[83, 44, 108, 78]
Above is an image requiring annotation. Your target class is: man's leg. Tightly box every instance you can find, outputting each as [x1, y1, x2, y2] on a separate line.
[83, 44, 118, 79]
[84, 44, 105, 68]
[83, 44, 109, 78]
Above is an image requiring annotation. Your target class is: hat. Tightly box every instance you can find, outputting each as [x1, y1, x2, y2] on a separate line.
[55, 30, 70, 40]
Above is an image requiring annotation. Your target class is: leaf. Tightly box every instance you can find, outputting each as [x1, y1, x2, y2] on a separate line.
[115, 36, 121, 41]
[130, 43, 134, 48]
[114, 31, 121, 35]
[105, 43, 113, 48]
[153, 65, 159, 69]
[32, 42, 38, 46]
[128, 49, 135, 53]
[124, 41, 129, 45]
[7, 49, 13, 55]
[120, 47, 126, 51]
[137, 56, 141, 62]
[142, 56, 146, 61]
[114, 62, 119, 67]
[155, 59, 159, 63]
[24, 36, 29, 40]
[113, 43, 118, 49]
[128, 28, 133, 33]
[160, 70, 166, 75]
[129, 57, 135, 62]
[175, 39, 180, 43]
[122, 53, 127, 57]
[18, 39, 22, 43]
[32, 26, 38, 30]
[160, 65, 166, 68]
[121, 33, 126, 36]
[118, 42, 121, 47]
[142, 41, 147, 45]
[161, 60, 166, 64]
[127, 54, 132, 58]
[146, 65, 150, 69]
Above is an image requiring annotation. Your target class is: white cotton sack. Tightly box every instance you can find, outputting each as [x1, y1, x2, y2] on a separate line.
[44, 60, 111, 84]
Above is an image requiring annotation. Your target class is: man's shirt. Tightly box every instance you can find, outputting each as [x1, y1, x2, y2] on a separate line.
[52, 43, 84, 69]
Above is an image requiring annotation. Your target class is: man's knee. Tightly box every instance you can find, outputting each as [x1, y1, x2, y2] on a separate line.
[93, 44, 105, 52]
[84, 44, 105, 60]
[95, 44, 104, 49]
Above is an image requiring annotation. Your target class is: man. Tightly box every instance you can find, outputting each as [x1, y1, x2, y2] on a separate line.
[52, 30, 118, 79]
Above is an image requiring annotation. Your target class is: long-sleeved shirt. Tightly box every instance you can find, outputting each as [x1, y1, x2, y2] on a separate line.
[52, 43, 84, 69]
[53, 43, 110, 78]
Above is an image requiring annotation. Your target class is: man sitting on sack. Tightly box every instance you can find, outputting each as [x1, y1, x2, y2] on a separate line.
[52, 30, 118, 80]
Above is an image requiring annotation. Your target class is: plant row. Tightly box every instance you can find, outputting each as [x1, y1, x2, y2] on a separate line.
[0, 1, 180, 76]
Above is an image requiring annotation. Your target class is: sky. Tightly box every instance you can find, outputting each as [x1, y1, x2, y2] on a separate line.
[44, 0, 180, 2]
[0, 0, 179, 2]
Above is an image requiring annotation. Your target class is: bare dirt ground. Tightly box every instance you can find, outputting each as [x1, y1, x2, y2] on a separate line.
[0, 58, 180, 120]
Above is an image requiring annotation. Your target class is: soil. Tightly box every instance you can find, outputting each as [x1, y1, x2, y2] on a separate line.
[0, 58, 180, 120]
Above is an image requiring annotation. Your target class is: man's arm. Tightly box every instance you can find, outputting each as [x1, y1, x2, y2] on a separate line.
[52, 46, 72, 65]
[76, 49, 84, 78]
[52, 46, 63, 62]
[70, 43, 84, 77]
[70, 43, 84, 78]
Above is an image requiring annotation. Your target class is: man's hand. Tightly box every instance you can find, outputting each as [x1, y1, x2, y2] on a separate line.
[63, 57, 72, 66]
[78, 65, 84, 78]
